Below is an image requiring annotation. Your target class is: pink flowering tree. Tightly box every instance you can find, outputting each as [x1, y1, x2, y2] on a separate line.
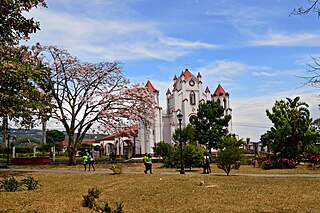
[33, 45, 156, 165]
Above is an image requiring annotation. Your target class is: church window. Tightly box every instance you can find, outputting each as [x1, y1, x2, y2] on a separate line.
[217, 98, 220, 105]
[167, 98, 170, 114]
[190, 91, 196, 105]
[223, 98, 227, 109]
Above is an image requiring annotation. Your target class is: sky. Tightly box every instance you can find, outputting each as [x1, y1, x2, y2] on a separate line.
[25, 0, 320, 141]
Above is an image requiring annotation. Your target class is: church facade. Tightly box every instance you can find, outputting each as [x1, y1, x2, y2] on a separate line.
[138, 68, 232, 155]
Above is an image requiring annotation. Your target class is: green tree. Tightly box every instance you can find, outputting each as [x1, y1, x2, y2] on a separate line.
[193, 100, 231, 150]
[183, 143, 205, 170]
[46, 130, 65, 146]
[260, 97, 318, 168]
[46, 129, 65, 153]
[217, 136, 244, 176]
[172, 124, 196, 145]
[154, 141, 174, 160]
[0, 0, 47, 45]
[0, 1, 49, 145]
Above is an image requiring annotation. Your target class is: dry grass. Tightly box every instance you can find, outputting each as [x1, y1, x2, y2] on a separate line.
[1, 164, 320, 212]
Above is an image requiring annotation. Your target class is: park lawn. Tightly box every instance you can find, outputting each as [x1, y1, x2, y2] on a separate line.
[1, 166, 320, 212]
[7, 163, 320, 175]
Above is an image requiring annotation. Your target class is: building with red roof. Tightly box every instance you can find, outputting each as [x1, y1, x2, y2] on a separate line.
[91, 68, 232, 158]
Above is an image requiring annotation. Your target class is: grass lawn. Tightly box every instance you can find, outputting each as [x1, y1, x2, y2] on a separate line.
[1, 164, 320, 212]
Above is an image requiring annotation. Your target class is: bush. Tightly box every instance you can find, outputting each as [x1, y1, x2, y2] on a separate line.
[15, 146, 33, 154]
[110, 164, 122, 174]
[82, 188, 124, 212]
[21, 176, 42, 190]
[217, 146, 243, 175]
[0, 176, 23, 192]
[82, 188, 101, 209]
[154, 141, 174, 162]
[0, 176, 42, 192]
[183, 144, 205, 170]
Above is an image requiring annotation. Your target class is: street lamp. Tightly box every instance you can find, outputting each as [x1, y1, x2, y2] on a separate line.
[177, 112, 185, 174]
[6, 131, 10, 166]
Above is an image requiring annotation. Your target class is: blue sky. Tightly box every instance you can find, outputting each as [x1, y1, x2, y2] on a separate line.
[26, 0, 320, 141]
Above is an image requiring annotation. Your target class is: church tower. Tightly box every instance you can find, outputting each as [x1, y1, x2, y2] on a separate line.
[138, 68, 232, 154]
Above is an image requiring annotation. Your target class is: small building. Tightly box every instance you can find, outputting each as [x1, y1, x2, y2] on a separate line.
[97, 124, 138, 159]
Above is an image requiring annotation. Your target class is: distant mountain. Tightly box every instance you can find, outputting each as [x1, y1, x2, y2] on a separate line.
[0, 128, 107, 145]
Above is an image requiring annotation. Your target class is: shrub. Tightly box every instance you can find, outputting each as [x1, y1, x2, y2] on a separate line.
[154, 141, 174, 162]
[183, 144, 205, 170]
[15, 146, 33, 154]
[113, 202, 124, 213]
[21, 176, 42, 190]
[82, 188, 101, 209]
[82, 188, 125, 212]
[0, 177, 23, 192]
[217, 147, 243, 175]
[110, 164, 122, 174]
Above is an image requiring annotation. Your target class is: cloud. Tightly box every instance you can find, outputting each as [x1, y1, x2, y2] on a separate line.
[26, 9, 218, 62]
[252, 71, 277, 77]
[251, 32, 320, 47]
[232, 91, 319, 141]
[196, 60, 260, 76]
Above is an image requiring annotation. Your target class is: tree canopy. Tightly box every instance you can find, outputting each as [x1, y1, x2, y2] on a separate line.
[193, 100, 231, 150]
[217, 135, 244, 176]
[0, 0, 47, 45]
[172, 124, 196, 145]
[32, 45, 156, 165]
[260, 97, 319, 168]
[0, 0, 49, 146]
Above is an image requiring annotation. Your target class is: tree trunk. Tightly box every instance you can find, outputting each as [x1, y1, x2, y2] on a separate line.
[67, 133, 77, 165]
[2, 115, 9, 147]
[68, 148, 77, 165]
[42, 119, 47, 144]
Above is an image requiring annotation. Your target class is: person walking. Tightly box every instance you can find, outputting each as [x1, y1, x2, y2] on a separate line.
[143, 153, 153, 174]
[143, 153, 148, 173]
[83, 154, 89, 171]
[88, 152, 95, 171]
[202, 155, 211, 174]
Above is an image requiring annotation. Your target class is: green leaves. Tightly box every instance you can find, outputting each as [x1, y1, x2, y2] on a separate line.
[193, 100, 231, 150]
[0, 0, 47, 45]
[0, 176, 41, 192]
[261, 96, 318, 168]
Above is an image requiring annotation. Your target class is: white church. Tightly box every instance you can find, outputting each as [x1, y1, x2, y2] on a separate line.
[98, 68, 232, 158]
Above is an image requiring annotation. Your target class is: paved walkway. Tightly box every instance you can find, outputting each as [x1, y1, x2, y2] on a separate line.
[1, 168, 320, 177]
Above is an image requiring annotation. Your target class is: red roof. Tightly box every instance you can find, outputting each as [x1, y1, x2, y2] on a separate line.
[61, 139, 97, 147]
[145, 80, 159, 93]
[180, 69, 192, 79]
[98, 124, 138, 141]
[197, 72, 202, 78]
[166, 88, 171, 95]
[205, 86, 211, 93]
[213, 84, 229, 96]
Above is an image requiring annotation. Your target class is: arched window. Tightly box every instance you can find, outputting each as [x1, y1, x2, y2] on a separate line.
[217, 98, 220, 105]
[223, 98, 227, 109]
[190, 91, 196, 105]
